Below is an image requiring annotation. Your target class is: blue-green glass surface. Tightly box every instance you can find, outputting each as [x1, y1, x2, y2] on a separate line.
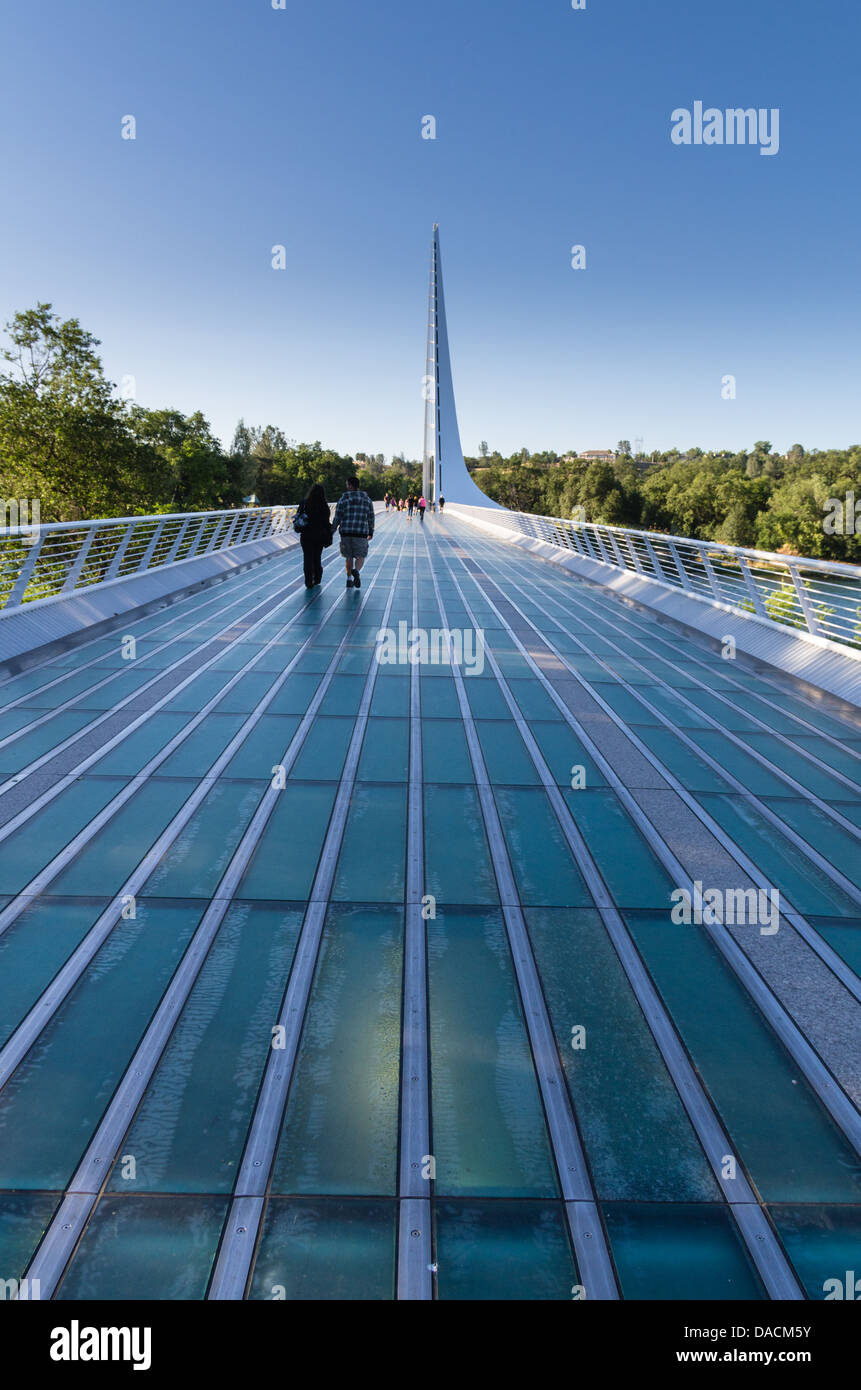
[506, 679, 564, 722]
[267, 672, 324, 715]
[682, 692, 765, 732]
[0, 1193, 58, 1281]
[494, 788, 593, 906]
[238, 782, 337, 900]
[435, 1201, 576, 1300]
[762, 796, 861, 874]
[421, 719, 473, 782]
[625, 683, 714, 728]
[464, 680, 511, 720]
[424, 785, 499, 905]
[331, 784, 407, 903]
[107, 903, 303, 1193]
[625, 723, 734, 792]
[134, 641, 205, 670]
[370, 674, 410, 716]
[686, 730, 791, 795]
[317, 676, 366, 717]
[56, 1196, 228, 1300]
[0, 706, 45, 740]
[528, 721, 608, 787]
[0, 904, 202, 1188]
[808, 918, 861, 977]
[271, 907, 402, 1194]
[0, 777, 128, 894]
[219, 714, 300, 778]
[0, 897, 105, 1048]
[769, 1205, 861, 1300]
[289, 716, 355, 781]
[152, 714, 248, 777]
[88, 713, 198, 777]
[51, 780, 201, 897]
[562, 790, 676, 909]
[526, 908, 716, 1200]
[428, 909, 558, 1197]
[625, 911, 861, 1201]
[0, 710, 97, 775]
[358, 718, 409, 781]
[786, 733, 861, 782]
[208, 670, 280, 715]
[475, 720, 540, 784]
[603, 1203, 765, 1300]
[163, 670, 234, 712]
[20, 667, 129, 706]
[699, 793, 860, 918]
[70, 666, 169, 709]
[249, 1199, 396, 1300]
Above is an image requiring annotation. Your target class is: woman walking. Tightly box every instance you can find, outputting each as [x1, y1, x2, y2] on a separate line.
[294, 483, 333, 588]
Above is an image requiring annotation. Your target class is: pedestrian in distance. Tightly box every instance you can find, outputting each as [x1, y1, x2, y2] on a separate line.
[293, 483, 333, 588]
[407, 494, 415, 518]
[333, 475, 375, 589]
[438, 495, 445, 513]
[418, 495, 427, 524]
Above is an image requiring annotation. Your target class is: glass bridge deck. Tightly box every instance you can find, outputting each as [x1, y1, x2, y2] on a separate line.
[0, 512, 859, 1300]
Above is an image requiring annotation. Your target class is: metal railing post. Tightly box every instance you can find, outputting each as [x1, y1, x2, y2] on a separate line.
[60, 527, 98, 593]
[737, 557, 770, 619]
[138, 519, 168, 574]
[788, 562, 824, 638]
[5, 536, 44, 609]
[668, 540, 693, 592]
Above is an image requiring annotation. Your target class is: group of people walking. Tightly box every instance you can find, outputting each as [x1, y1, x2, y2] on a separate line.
[383, 491, 444, 521]
[294, 479, 446, 592]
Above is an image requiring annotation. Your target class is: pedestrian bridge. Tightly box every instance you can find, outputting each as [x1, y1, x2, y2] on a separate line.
[0, 501, 859, 1301]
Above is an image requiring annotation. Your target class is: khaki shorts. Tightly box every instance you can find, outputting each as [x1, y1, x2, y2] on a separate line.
[340, 535, 369, 560]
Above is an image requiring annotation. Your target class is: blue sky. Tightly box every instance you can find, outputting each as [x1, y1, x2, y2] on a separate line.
[1, 0, 858, 459]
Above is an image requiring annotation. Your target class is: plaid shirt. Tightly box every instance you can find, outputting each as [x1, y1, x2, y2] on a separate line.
[334, 489, 375, 537]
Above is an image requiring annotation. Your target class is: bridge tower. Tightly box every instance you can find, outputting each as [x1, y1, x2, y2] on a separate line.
[422, 226, 503, 509]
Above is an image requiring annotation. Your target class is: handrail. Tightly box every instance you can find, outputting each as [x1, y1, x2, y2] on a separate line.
[0, 505, 296, 612]
[447, 503, 861, 652]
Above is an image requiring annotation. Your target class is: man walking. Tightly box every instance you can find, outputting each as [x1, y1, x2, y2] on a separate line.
[333, 475, 375, 589]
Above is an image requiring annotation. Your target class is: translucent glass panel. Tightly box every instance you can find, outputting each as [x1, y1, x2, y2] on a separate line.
[434, 1201, 576, 1300]
[526, 909, 716, 1201]
[56, 1196, 228, 1300]
[0, 904, 202, 1189]
[626, 912, 861, 1202]
[769, 1205, 861, 1300]
[107, 904, 304, 1194]
[249, 1199, 396, 1300]
[427, 909, 558, 1198]
[0, 1193, 58, 1281]
[602, 1203, 765, 1300]
[271, 907, 402, 1194]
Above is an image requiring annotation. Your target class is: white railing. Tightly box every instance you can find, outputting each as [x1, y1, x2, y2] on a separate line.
[0, 505, 296, 612]
[447, 504, 861, 651]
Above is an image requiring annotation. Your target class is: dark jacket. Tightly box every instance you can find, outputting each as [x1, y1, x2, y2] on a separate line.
[297, 498, 333, 545]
